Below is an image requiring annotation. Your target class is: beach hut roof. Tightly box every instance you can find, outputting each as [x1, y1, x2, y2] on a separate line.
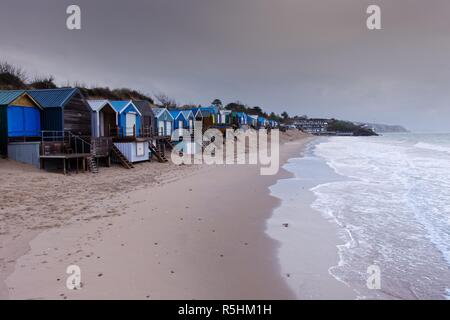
[153, 107, 174, 120]
[200, 106, 219, 114]
[180, 110, 194, 119]
[170, 109, 194, 121]
[0, 90, 43, 109]
[87, 99, 115, 113]
[110, 100, 142, 116]
[169, 110, 182, 120]
[132, 100, 155, 117]
[0, 90, 25, 105]
[248, 114, 258, 120]
[27, 88, 80, 108]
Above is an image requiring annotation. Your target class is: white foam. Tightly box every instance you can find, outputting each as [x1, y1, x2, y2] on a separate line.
[414, 142, 450, 154]
[309, 135, 450, 299]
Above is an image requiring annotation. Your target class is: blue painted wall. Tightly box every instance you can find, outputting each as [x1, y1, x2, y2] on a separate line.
[7, 105, 41, 137]
[118, 104, 141, 137]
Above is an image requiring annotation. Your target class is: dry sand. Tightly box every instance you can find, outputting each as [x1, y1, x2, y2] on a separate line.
[0, 130, 349, 299]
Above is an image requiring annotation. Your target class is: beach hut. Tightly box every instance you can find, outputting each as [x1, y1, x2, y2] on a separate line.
[110, 100, 142, 138]
[192, 107, 214, 130]
[258, 116, 268, 129]
[133, 100, 156, 137]
[232, 111, 247, 126]
[87, 100, 118, 138]
[202, 106, 220, 124]
[28, 88, 92, 137]
[247, 114, 258, 128]
[171, 110, 194, 131]
[218, 109, 232, 125]
[0, 90, 43, 167]
[182, 110, 195, 131]
[153, 107, 174, 137]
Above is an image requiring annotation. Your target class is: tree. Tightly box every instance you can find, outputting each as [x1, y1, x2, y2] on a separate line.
[211, 99, 223, 108]
[251, 106, 263, 115]
[155, 92, 177, 108]
[0, 61, 27, 89]
[29, 75, 57, 89]
[281, 111, 289, 120]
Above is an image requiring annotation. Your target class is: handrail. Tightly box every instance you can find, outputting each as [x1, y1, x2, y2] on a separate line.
[41, 130, 91, 155]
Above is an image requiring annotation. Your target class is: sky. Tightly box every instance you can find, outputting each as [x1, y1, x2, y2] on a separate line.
[1, 0, 449, 132]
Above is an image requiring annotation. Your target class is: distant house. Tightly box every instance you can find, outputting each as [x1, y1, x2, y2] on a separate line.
[87, 100, 117, 138]
[295, 118, 328, 133]
[110, 100, 142, 138]
[0, 90, 43, 167]
[133, 100, 156, 137]
[28, 88, 92, 137]
[153, 107, 174, 137]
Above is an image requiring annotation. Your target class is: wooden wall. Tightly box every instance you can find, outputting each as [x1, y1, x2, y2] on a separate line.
[10, 94, 36, 107]
[63, 92, 92, 136]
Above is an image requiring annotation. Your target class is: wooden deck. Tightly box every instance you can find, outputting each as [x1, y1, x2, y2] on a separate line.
[40, 153, 91, 174]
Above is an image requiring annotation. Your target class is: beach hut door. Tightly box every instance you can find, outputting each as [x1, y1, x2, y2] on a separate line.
[126, 113, 136, 136]
[158, 121, 164, 135]
[166, 121, 172, 136]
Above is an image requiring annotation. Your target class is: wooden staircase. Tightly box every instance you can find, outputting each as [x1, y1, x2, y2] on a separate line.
[86, 155, 99, 174]
[111, 145, 134, 169]
[149, 143, 168, 163]
[163, 138, 174, 150]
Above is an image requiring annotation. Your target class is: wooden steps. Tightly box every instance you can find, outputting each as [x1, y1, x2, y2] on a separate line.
[163, 138, 174, 150]
[111, 145, 134, 169]
[149, 143, 168, 163]
[86, 156, 99, 174]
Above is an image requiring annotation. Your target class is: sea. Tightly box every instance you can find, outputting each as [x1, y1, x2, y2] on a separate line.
[268, 133, 450, 299]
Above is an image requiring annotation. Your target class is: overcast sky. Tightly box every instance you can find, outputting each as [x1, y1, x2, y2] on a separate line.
[1, 0, 449, 131]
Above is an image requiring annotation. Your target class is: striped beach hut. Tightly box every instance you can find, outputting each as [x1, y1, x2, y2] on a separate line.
[110, 100, 142, 138]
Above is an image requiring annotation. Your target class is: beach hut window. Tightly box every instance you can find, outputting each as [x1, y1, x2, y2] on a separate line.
[136, 142, 145, 157]
[178, 120, 183, 129]
[158, 122, 164, 135]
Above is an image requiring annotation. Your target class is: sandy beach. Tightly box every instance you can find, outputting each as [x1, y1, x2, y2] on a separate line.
[0, 131, 351, 299]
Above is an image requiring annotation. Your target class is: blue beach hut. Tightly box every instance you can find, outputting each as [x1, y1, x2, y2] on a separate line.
[0, 90, 43, 164]
[110, 100, 142, 137]
[153, 107, 174, 137]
